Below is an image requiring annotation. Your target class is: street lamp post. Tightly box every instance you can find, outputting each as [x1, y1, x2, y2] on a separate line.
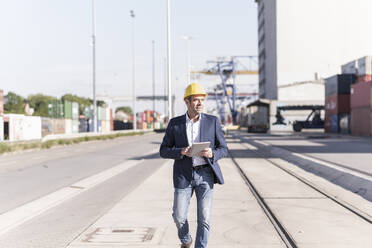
[130, 10, 137, 131]
[152, 40, 156, 129]
[167, 0, 172, 119]
[182, 36, 193, 85]
[92, 0, 97, 132]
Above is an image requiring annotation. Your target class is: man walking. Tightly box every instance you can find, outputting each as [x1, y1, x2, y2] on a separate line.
[160, 83, 228, 248]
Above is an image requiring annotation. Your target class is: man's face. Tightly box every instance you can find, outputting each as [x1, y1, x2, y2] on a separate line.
[185, 95, 205, 116]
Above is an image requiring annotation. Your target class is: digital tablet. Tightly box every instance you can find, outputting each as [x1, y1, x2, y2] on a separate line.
[190, 142, 211, 157]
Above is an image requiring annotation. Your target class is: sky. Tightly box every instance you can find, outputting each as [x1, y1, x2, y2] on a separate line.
[0, 0, 258, 115]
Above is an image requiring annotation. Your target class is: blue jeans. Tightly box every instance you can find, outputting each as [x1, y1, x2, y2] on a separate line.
[172, 166, 214, 248]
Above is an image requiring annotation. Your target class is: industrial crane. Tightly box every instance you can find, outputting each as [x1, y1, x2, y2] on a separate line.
[192, 56, 258, 125]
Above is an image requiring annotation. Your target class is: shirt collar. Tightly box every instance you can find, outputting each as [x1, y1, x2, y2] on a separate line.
[186, 112, 202, 124]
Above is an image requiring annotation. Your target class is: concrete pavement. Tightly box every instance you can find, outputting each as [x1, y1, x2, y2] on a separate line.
[67, 159, 285, 248]
[65, 132, 372, 248]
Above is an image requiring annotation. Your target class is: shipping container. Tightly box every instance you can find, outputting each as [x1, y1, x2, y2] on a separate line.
[64, 101, 73, 119]
[325, 74, 356, 96]
[72, 119, 79, 133]
[350, 81, 372, 108]
[101, 120, 107, 132]
[154, 122, 161, 129]
[325, 94, 350, 115]
[65, 119, 72, 134]
[0, 116, 3, 141]
[84, 106, 93, 119]
[339, 114, 350, 134]
[4, 114, 42, 141]
[105, 107, 110, 121]
[351, 107, 371, 136]
[41, 117, 53, 137]
[341, 60, 358, 74]
[113, 120, 133, 130]
[97, 120, 102, 132]
[64, 101, 79, 119]
[48, 101, 64, 119]
[97, 106, 103, 121]
[0, 89, 4, 115]
[324, 114, 339, 133]
[52, 119, 65, 134]
[110, 109, 114, 131]
[324, 114, 331, 133]
[72, 102, 79, 120]
[79, 118, 89, 133]
[356, 75, 372, 83]
[88, 119, 94, 132]
[357, 56, 372, 75]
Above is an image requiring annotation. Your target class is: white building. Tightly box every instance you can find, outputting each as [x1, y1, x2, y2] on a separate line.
[256, 0, 372, 99]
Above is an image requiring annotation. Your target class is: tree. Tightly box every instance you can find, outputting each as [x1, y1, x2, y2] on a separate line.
[115, 106, 132, 115]
[27, 94, 60, 117]
[61, 94, 105, 115]
[4, 92, 25, 114]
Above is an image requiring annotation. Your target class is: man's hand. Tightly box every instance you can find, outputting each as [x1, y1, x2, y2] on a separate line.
[181, 146, 192, 157]
[199, 148, 213, 158]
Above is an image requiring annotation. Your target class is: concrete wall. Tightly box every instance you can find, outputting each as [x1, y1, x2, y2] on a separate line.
[278, 80, 325, 102]
[257, 0, 372, 99]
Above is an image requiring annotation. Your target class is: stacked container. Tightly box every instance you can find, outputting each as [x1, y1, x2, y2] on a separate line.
[41, 117, 66, 137]
[350, 81, 372, 136]
[64, 101, 79, 134]
[0, 90, 3, 141]
[4, 114, 42, 141]
[324, 74, 356, 133]
[0, 89, 4, 116]
[356, 56, 372, 83]
[48, 101, 64, 119]
[110, 109, 114, 131]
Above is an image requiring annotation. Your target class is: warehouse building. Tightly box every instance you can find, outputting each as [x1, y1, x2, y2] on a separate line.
[255, 0, 372, 100]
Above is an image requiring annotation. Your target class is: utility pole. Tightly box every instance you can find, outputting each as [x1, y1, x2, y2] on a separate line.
[182, 36, 193, 85]
[167, 0, 172, 119]
[152, 40, 155, 128]
[91, 0, 97, 132]
[130, 10, 136, 131]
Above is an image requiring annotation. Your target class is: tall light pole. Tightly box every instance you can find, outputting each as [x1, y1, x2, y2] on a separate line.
[182, 36, 193, 85]
[130, 10, 137, 131]
[92, 0, 97, 132]
[152, 40, 156, 128]
[167, 0, 172, 119]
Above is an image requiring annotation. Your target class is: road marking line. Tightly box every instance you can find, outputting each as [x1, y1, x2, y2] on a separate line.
[0, 148, 159, 236]
[243, 143, 258, 150]
[292, 152, 372, 182]
[254, 140, 269, 146]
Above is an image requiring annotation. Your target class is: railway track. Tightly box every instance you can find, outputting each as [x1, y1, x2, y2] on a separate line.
[227, 132, 372, 248]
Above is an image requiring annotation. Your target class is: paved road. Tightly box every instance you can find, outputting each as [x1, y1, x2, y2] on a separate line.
[0, 133, 166, 248]
[242, 131, 372, 176]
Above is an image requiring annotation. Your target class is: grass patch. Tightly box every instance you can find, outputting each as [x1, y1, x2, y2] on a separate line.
[0, 131, 145, 155]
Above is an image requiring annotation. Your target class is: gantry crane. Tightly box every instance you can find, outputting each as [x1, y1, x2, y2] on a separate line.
[192, 56, 258, 125]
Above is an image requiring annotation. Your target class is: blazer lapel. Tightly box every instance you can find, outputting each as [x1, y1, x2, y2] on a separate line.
[180, 114, 189, 146]
[200, 113, 205, 142]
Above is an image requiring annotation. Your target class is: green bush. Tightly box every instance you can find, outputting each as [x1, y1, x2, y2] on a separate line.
[0, 143, 12, 154]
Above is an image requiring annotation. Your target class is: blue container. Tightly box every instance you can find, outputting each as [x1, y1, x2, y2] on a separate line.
[88, 118, 94, 132]
[330, 115, 339, 133]
[339, 114, 350, 134]
[97, 120, 102, 132]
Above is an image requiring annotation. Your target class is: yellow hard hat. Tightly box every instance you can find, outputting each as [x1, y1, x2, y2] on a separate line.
[183, 83, 207, 99]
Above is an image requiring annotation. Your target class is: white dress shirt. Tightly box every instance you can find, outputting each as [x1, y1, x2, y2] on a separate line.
[186, 113, 206, 166]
